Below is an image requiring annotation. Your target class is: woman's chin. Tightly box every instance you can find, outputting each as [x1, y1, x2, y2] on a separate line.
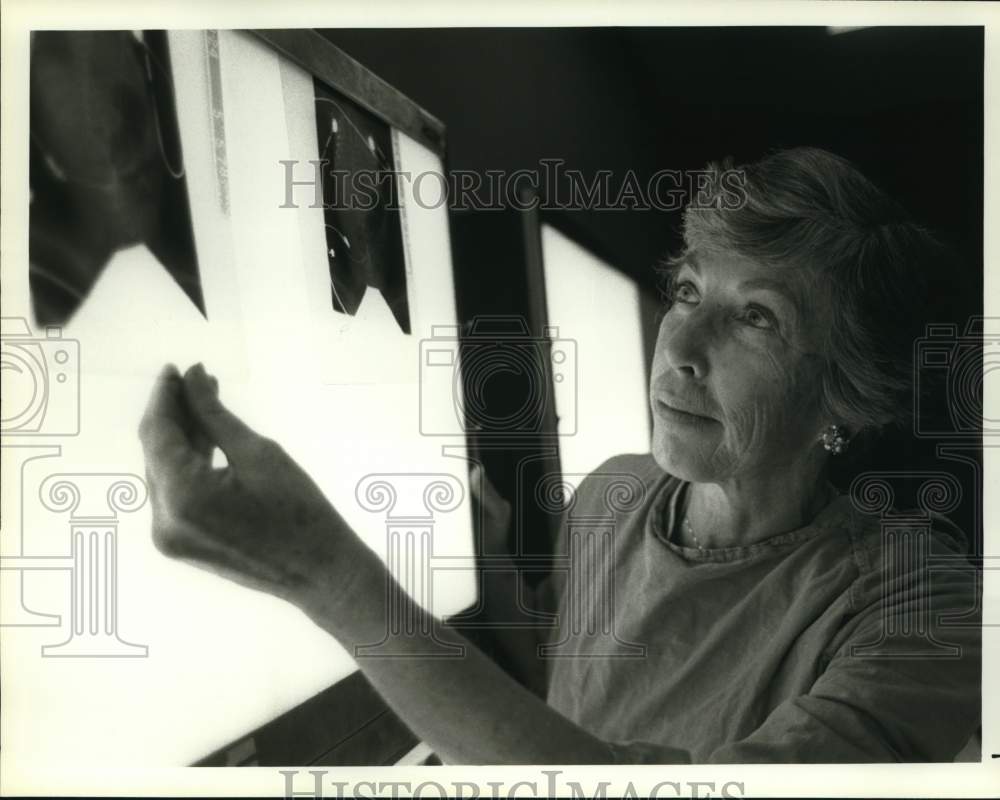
[651, 436, 713, 482]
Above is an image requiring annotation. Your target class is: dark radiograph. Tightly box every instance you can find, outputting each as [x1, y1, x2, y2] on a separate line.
[29, 30, 205, 326]
[313, 79, 410, 334]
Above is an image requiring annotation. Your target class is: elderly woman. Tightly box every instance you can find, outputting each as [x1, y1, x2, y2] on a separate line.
[139, 147, 980, 763]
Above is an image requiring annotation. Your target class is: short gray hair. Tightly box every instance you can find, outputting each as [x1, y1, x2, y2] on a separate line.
[662, 146, 945, 437]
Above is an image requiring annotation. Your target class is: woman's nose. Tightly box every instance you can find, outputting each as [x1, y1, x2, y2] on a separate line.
[660, 310, 710, 380]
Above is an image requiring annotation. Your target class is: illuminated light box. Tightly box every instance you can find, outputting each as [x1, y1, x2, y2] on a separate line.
[540, 223, 654, 477]
[5, 29, 474, 767]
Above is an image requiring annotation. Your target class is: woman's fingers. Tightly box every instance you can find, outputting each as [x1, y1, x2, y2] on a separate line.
[138, 364, 218, 550]
[178, 369, 218, 462]
[181, 364, 262, 466]
[138, 364, 199, 486]
[136, 362, 357, 605]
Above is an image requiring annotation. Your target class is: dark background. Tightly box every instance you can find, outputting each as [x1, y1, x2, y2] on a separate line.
[321, 26, 982, 307]
[321, 25, 985, 551]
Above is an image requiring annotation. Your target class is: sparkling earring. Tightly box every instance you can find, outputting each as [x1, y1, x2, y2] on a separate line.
[819, 424, 849, 455]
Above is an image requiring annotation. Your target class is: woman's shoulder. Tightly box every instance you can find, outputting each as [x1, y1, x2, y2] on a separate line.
[570, 452, 673, 517]
[582, 452, 674, 495]
[843, 500, 973, 565]
[835, 496, 978, 619]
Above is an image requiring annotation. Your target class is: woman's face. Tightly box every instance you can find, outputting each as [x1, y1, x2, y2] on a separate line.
[649, 248, 830, 483]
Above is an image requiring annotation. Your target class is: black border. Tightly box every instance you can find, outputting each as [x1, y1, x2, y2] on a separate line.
[251, 29, 446, 157]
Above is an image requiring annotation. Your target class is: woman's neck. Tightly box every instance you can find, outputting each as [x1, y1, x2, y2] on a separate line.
[679, 458, 837, 549]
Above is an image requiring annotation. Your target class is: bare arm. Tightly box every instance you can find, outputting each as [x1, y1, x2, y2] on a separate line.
[299, 543, 607, 764]
[138, 364, 612, 764]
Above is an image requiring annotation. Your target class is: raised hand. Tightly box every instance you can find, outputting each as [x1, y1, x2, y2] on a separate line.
[137, 363, 361, 609]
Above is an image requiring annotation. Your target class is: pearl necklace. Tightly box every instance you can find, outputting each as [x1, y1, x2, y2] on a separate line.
[683, 514, 706, 550]
[681, 483, 842, 551]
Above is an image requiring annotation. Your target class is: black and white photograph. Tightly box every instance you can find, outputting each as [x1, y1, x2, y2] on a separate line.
[1, 2, 996, 798]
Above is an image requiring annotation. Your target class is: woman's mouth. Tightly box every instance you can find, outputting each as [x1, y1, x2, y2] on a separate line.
[654, 397, 717, 427]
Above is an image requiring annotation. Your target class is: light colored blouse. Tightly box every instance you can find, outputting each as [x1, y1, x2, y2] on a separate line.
[544, 453, 981, 763]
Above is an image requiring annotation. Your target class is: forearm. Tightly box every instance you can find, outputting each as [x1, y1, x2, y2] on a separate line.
[296, 544, 610, 765]
[457, 554, 551, 688]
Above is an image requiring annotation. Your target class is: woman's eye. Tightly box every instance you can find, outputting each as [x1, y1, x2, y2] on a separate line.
[674, 280, 698, 304]
[742, 306, 776, 330]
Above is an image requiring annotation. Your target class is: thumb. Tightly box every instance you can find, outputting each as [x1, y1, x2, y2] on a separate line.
[182, 363, 260, 464]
